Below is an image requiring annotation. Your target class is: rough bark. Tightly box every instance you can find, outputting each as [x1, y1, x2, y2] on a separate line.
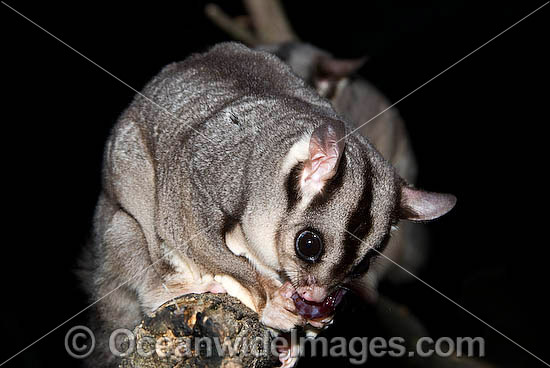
[119, 293, 278, 368]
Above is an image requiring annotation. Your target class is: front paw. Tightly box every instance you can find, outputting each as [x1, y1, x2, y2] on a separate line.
[260, 282, 304, 331]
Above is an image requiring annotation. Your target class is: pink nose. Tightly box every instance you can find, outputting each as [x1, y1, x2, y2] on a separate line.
[296, 285, 328, 303]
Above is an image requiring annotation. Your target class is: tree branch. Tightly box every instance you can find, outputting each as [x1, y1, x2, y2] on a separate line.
[119, 293, 278, 367]
[205, 0, 298, 46]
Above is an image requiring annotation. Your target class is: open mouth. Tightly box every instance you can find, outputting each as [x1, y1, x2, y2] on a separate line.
[291, 288, 347, 320]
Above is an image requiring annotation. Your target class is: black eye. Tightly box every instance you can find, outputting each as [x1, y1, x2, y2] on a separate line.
[295, 230, 323, 263]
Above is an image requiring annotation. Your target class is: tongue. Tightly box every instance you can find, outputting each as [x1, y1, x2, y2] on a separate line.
[291, 288, 347, 320]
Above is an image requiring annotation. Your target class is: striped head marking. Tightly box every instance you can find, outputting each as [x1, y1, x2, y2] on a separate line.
[277, 120, 456, 314]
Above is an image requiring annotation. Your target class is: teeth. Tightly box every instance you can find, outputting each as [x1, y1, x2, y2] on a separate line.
[291, 289, 347, 320]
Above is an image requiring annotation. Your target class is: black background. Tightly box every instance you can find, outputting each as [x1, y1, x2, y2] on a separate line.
[1, 1, 549, 367]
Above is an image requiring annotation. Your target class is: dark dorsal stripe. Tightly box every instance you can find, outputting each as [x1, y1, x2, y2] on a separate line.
[333, 162, 373, 277]
[284, 162, 304, 212]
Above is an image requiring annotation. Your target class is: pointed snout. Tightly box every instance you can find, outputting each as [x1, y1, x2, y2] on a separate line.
[296, 285, 329, 303]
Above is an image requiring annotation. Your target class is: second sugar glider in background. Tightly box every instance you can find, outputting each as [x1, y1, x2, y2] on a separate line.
[80, 42, 455, 367]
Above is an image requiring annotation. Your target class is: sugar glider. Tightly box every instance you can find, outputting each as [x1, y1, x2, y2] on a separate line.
[80, 42, 455, 366]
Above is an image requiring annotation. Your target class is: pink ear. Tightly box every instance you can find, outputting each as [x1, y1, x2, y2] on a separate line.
[314, 56, 367, 97]
[400, 186, 457, 222]
[316, 56, 368, 79]
[301, 121, 346, 195]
